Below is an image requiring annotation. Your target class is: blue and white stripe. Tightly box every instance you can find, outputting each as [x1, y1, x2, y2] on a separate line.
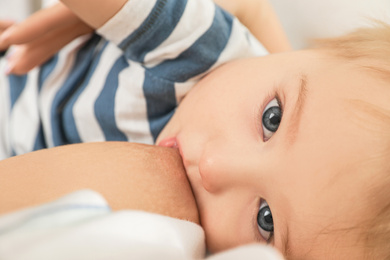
[0, 0, 268, 159]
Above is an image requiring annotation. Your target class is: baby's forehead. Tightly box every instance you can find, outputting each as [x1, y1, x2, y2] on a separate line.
[303, 53, 389, 116]
[322, 51, 390, 94]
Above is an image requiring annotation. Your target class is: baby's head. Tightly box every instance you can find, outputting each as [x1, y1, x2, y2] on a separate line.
[157, 22, 390, 259]
[309, 21, 390, 260]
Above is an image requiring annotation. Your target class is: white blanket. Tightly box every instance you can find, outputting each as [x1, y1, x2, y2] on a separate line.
[0, 190, 283, 260]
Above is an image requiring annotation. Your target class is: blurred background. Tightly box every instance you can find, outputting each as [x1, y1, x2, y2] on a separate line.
[1, 0, 390, 49]
[0, 0, 39, 22]
[269, 0, 390, 49]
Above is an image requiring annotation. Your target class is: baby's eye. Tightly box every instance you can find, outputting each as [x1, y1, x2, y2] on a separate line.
[262, 98, 282, 141]
[257, 200, 274, 242]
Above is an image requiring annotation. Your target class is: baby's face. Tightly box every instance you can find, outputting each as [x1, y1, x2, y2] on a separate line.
[157, 50, 389, 259]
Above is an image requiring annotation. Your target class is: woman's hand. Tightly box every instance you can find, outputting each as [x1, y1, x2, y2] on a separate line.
[0, 20, 14, 57]
[0, 19, 14, 49]
[0, 2, 93, 75]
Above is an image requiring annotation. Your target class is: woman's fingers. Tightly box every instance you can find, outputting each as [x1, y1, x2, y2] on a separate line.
[0, 20, 15, 31]
[0, 3, 80, 50]
[6, 22, 92, 75]
[0, 1, 94, 75]
[0, 20, 15, 51]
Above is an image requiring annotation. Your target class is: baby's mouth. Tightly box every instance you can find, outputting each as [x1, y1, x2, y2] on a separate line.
[157, 137, 178, 148]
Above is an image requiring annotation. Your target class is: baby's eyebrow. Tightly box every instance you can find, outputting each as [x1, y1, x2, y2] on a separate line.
[286, 74, 308, 145]
[278, 75, 307, 257]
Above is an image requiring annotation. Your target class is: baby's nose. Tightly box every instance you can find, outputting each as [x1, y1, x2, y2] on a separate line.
[198, 144, 254, 194]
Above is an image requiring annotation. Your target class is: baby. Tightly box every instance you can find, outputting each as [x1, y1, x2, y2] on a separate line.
[0, 0, 390, 259]
[156, 21, 390, 260]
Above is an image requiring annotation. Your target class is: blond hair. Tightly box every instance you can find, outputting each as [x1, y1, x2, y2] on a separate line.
[313, 21, 390, 260]
[313, 20, 390, 79]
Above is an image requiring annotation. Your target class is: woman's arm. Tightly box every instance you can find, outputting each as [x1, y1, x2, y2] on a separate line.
[60, 0, 127, 29]
[215, 0, 291, 52]
[0, 142, 199, 224]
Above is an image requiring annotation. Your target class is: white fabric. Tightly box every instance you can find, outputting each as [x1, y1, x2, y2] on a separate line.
[142, 0, 215, 67]
[9, 68, 40, 154]
[0, 190, 283, 260]
[72, 43, 121, 142]
[207, 244, 284, 260]
[97, 0, 158, 46]
[0, 59, 11, 158]
[0, 190, 205, 260]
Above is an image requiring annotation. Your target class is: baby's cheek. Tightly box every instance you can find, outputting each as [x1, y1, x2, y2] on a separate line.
[200, 200, 258, 253]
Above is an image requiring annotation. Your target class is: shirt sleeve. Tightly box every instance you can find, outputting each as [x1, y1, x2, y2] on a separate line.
[96, 0, 268, 82]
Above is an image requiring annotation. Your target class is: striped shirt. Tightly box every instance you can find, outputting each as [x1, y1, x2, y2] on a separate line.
[0, 0, 267, 159]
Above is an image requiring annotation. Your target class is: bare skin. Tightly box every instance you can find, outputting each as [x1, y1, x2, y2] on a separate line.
[0, 142, 199, 224]
[214, 0, 291, 53]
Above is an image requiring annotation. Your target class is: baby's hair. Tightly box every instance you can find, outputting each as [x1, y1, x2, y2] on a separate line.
[313, 20, 390, 260]
[312, 20, 390, 79]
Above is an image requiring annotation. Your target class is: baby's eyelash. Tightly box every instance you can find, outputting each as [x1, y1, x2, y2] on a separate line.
[255, 90, 284, 137]
[252, 198, 274, 244]
[252, 197, 264, 242]
[274, 92, 284, 112]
